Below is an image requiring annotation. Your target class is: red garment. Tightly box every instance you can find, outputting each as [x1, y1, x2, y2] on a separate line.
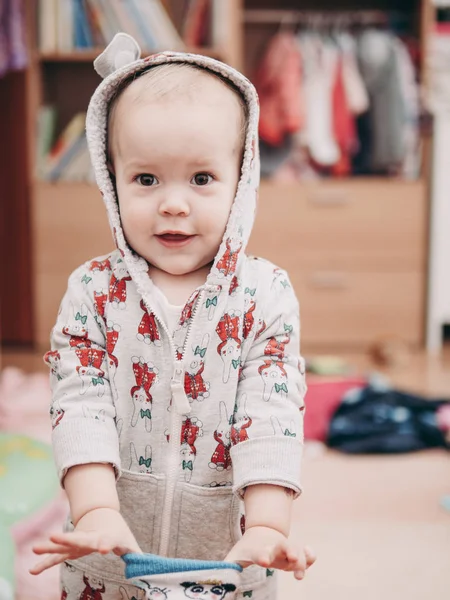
[255, 32, 304, 146]
[304, 377, 367, 441]
[331, 57, 357, 177]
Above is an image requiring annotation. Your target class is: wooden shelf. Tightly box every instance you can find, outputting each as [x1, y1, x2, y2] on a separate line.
[39, 46, 225, 63]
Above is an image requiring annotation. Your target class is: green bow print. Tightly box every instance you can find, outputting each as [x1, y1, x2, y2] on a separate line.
[81, 274, 92, 284]
[139, 457, 151, 468]
[182, 460, 193, 471]
[266, 569, 275, 577]
[284, 430, 296, 437]
[194, 346, 207, 358]
[91, 377, 104, 386]
[206, 296, 218, 308]
[75, 312, 87, 325]
[284, 323, 293, 334]
[140, 409, 151, 419]
[232, 359, 240, 369]
[281, 280, 291, 289]
[245, 287, 256, 296]
[243, 592, 253, 598]
[275, 383, 288, 393]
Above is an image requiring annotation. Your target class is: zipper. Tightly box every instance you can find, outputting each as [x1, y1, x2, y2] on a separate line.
[157, 289, 206, 556]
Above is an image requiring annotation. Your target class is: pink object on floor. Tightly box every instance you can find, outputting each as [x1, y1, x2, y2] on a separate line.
[304, 377, 367, 442]
[12, 495, 68, 600]
[0, 367, 52, 444]
[0, 367, 66, 600]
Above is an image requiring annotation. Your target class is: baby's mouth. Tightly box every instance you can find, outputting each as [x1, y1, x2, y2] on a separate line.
[156, 232, 195, 248]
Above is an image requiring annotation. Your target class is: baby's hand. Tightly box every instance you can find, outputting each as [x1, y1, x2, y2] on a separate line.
[225, 526, 316, 580]
[30, 507, 141, 575]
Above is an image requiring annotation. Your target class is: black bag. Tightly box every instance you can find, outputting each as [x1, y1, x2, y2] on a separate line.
[327, 384, 450, 454]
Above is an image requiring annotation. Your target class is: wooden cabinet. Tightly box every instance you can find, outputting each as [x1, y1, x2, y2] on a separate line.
[249, 180, 427, 348]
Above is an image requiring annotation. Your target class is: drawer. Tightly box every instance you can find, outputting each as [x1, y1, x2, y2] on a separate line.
[33, 182, 114, 346]
[250, 179, 427, 271]
[293, 270, 425, 348]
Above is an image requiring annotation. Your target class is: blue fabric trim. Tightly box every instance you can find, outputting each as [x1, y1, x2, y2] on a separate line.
[123, 553, 243, 579]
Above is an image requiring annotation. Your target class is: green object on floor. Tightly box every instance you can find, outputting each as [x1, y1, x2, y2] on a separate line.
[0, 433, 58, 527]
[306, 356, 349, 376]
[0, 523, 14, 600]
[440, 495, 450, 512]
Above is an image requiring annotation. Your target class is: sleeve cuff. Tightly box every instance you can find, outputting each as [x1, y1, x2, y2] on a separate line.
[230, 436, 303, 499]
[52, 418, 121, 485]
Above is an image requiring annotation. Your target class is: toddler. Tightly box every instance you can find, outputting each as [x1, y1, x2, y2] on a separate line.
[31, 34, 314, 599]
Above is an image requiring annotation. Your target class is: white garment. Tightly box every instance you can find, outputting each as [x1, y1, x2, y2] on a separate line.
[153, 285, 184, 334]
[299, 33, 340, 166]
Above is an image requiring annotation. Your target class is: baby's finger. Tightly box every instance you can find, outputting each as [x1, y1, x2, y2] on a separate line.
[33, 541, 73, 555]
[50, 531, 101, 551]
[305, 546, 317, 568]
[29, 552, 71, 575]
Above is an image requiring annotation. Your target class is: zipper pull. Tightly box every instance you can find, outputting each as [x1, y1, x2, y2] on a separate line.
[171, 363, 191, 415]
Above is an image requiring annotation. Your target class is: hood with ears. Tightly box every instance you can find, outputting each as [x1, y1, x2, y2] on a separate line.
[86, 33, 260, 296]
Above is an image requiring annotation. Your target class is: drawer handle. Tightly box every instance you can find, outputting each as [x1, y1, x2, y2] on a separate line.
[309, 191, 350, 207]
[310, 272, 348, 290]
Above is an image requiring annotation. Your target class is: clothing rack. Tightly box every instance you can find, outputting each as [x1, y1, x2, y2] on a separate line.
[244, 9, 402, 27]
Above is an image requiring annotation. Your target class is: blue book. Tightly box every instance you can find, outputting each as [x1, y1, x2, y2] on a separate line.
[73, 0, 93, 48]
[126, 0, 158, 50]
[48, 134, 88, 181]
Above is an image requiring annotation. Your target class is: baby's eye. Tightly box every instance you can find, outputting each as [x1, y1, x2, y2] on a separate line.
[136, 174, 158, 186]
[191, 172, 213, 186]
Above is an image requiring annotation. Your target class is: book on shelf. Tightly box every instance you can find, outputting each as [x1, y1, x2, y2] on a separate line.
[38, 0, 186, 53]
[182, 0, 230, 48]
[37, 112, 93, 183]
[35, 105, 57, 179]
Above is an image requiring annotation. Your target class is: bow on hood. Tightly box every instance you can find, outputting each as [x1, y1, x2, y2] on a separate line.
[86, 33, 260, 296]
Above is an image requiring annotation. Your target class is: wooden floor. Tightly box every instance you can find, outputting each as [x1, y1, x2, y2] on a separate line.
[2, 345, 450, 599]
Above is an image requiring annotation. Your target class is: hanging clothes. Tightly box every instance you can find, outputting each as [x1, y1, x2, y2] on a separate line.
[0, 0, 27, 77]
[254, 15, 421, 181]
[254, 31, 305, 146]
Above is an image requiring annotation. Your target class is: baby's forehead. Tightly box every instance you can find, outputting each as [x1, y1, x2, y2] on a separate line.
[117, 64, 239, 110]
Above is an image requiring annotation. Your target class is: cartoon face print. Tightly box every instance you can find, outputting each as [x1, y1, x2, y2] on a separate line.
[181, 581, 237, 599]
[89, 257, 111, 273]
[62, 302, 88, 339]
[231, 393, 252, 445]
[209, 402, 232, 471]
[106, 321, 120, 369]
[216, 312, 242, 383]
[137, 300, 161, 345]
[44, 350, 65, 380]
[255, 318, 266, 340]
[93, 290, 108, 323]
[216, 238, 243, 278]
[185, 360, 210, 402]
[80, 574, 105, 600]
[205, 286, 222, 321]
[271, 415, 297, 438]
[82, 405, 106, 422]
[75, 347, 106, 397]
[180, 441, 196, 483]
[243, 298, 256, 340]
[272, 267, 291, 290]
[134, 583, 167, 600]
[109, 260, 132, 309]
[229, 276, 239, 297]
[50, 398, 65, 429]
[258, 360, 288, 401]
[129, 442, 152, 474]
[130, 357, 158, 431]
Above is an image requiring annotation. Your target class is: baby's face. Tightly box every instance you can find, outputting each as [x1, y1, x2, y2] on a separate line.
[111, 72, 243, 278]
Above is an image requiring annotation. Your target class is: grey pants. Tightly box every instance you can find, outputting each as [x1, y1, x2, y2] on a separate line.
[60, 561, 278, 600]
